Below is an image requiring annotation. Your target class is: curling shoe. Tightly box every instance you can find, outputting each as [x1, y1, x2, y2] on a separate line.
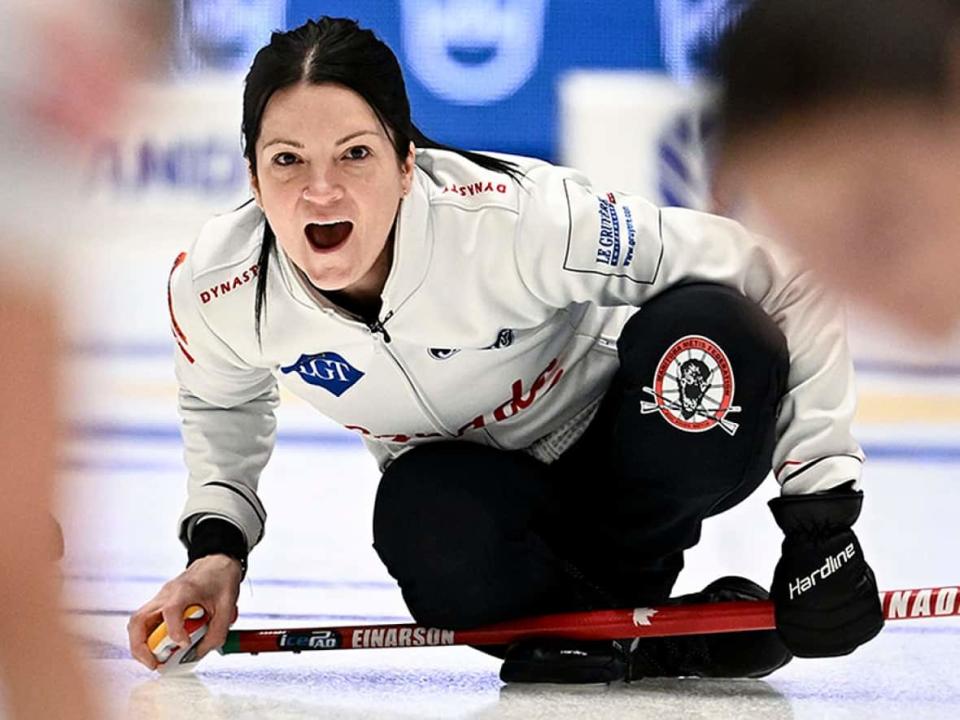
[499, 576, 792, 684]
[499, 639, 627, 684]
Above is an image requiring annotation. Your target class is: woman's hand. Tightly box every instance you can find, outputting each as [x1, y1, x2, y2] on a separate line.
[127, 554, 242, 669]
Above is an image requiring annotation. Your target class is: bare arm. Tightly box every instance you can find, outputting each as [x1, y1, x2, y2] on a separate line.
[0, 280, 101, 719]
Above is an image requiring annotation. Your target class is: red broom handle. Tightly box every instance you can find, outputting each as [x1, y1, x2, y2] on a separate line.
[218, 585, 959, 656]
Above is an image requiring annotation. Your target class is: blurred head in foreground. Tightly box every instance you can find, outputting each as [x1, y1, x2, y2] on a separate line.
[0, 2, 168, 718]
[714, 0, 960, 337]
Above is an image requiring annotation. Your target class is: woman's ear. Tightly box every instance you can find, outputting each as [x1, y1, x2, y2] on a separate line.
[401, 141, 415, 196]
[249, 164, 263, 207]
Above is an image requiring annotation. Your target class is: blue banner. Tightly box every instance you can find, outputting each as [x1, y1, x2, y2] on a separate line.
[174, 1, 745, 161]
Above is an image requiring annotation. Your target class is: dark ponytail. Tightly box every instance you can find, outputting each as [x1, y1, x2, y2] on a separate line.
[406, 124, 522, 180]
[243, 17, 521, 341]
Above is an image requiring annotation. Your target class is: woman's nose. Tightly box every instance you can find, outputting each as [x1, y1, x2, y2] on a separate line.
[302, 168, 344, 205]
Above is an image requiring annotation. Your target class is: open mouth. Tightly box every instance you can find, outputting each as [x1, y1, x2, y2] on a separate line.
[305, 221, 353, 252]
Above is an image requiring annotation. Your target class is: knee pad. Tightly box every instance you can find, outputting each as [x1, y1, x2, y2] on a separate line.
[612, 283, 789, 499]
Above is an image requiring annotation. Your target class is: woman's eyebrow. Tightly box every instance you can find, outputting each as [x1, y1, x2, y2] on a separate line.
[335, 129, 380, 145]
[262, 138, 304, 150]
[261, 129, 380, 151]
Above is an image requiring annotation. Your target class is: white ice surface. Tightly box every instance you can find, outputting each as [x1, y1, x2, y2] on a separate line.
[50, 347, 960, 720]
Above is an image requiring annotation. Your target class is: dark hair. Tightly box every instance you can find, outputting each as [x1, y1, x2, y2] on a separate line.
[243, 17, 521, 339]
[713, 0, 960, 146]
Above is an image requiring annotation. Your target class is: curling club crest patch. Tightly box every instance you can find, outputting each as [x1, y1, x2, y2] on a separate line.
[640, 335, 741, 436]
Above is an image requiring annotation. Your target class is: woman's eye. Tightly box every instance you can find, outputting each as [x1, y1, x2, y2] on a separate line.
[272, 152, 299, 167]
[344, 146, 370, 161]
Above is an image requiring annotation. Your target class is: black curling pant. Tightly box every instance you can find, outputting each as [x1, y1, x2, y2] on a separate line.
[372, 283, 790, 635]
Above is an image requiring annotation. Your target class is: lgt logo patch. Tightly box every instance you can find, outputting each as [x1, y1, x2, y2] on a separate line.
[281, 352, 364, 397]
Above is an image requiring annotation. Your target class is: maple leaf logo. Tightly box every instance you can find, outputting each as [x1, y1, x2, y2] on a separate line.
[632, 607, 659, 626]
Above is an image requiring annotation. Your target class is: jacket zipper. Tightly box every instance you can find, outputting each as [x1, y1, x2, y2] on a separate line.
[363, 311, 456, 437]
[366, 313, 392, 344]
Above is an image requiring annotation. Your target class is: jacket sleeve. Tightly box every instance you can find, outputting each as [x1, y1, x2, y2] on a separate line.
[513, 165, 863, 496]
[168, 252, 278, 552]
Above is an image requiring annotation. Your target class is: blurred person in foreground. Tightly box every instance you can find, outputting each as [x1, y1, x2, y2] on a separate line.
[0, 1, 167, 717]
[713, 0, 960, 338]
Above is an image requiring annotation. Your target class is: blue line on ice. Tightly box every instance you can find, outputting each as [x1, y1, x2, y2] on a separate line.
[65, 423, 960, 463]
[70, 341, 960, 377]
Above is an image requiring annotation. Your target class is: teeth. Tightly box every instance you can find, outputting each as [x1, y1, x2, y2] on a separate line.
[309, 219, 350, 226]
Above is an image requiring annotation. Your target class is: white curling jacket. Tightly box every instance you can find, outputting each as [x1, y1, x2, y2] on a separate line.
[169, 149, 864, 552]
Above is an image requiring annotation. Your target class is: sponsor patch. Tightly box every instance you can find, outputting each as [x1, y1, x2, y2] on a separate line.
[199, 263, 259, 304]
[278, 630, 342, 651]
[441, 180, 508, 197]
[562, 180, 662, 283]
[595, 195, 623, 267]
[640, 335, 740, 435]
[280, 352, 364, 397]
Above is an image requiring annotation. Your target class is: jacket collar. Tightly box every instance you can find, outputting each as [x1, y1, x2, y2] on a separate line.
[381, 166, 432, 315]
